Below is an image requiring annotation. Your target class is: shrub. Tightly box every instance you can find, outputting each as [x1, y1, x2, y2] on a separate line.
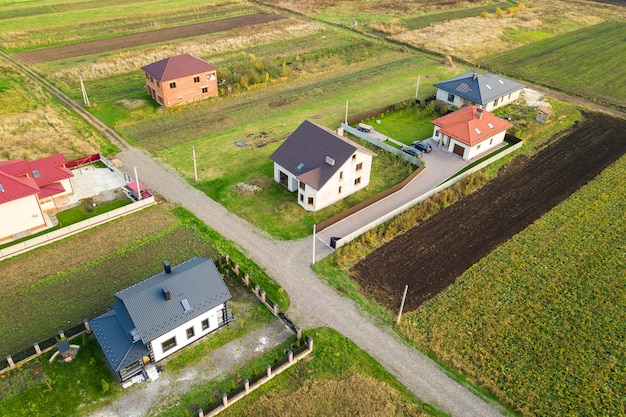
[495, 7, 505, 17]
[480, 11, 489, 19]
[100, 378, 109, 393]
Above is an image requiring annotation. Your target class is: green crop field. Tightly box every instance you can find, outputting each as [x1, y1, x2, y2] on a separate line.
[0, 0, 241, 51]
[400, 154, 626, 416]
[481, 20, 626, 109]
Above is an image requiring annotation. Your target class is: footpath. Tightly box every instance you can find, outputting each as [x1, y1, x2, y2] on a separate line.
[116, 147, 506, 417]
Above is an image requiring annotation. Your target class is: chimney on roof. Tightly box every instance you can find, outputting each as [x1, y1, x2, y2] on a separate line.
[163, 260, 171, 274]
[476, 107, 483, 119]
[325, 156, 335, 166]
[163, 286, 171, 301]
[473, 72, 478, 81]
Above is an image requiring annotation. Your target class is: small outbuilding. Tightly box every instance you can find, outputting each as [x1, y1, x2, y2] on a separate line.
[536, 106, 554, 123]
[141, 54, 218, 107]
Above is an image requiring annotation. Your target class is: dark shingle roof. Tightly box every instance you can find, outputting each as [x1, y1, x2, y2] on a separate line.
[269, 120, 375, 190]
[89, 257, 231, 372]
[434, 72, 524, 105]
[141, 54, 217, 82]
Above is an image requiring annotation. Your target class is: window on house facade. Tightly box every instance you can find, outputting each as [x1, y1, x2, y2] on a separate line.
[186, 327, 195, 339]
[352, 154, 356, 161]
[308, 197, 314, 205]
[299, 181, 305, 190]
[169, 82, 177, 89]
[202, 87, 208, 93]
[201, 319, 209, 331]
[356, 163, 363, 172]
[145, 73, 149, 79]
[476, 144, 481, 150]
[447, 93, 455, 103]
[354, 177, 361, 186]
[299, 194, 304, 202]
[156, 81, 160, 87]
[338, 186, 342, 194]
[161, 336, 177, 353]
[489, 138, 494, 145]
[194, 76, 200, 83]
[339, 171, 343, 180]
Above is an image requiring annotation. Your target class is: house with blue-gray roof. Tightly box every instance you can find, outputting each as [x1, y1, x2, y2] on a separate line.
[90, 257, 233, 382]
[434, 72, 524, 111]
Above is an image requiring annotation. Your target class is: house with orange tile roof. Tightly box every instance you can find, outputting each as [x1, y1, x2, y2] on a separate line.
[431, 106, 513, 161]
[141, 54, 218, 107]
[0, 154, 74, 242]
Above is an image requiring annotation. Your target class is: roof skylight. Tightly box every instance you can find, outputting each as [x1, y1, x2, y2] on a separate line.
[474, 128, 482, 135]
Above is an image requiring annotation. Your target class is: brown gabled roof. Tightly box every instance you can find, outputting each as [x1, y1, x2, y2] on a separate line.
[432, 106, 512, 146]
[141, 54, 217, 82]
[270, 121, 376, 190]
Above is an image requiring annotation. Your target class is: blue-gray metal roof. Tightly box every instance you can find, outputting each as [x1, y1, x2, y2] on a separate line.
[89, 257, 231, 372]
[89, 307, 149, 372]
[115, 257, 231, 343]
[434, 72, 524, 105]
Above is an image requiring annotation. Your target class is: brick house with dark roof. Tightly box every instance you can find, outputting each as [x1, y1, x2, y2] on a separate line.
[89, 258, 233, 382]
[270, 120, 376, 212]
[431, 105, 513, 160]
[0, 154, 74, 242]
[141, 54, 218, 107]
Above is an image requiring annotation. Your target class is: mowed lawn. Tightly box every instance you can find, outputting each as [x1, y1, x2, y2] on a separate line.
[480, 21, 626, 109]
[401, 154, 626, 416]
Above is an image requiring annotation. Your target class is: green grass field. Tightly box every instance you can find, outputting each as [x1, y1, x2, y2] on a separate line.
[400, 154, 626, 416]
[0, 204, 289, 356]
[481, 21, 626, 109]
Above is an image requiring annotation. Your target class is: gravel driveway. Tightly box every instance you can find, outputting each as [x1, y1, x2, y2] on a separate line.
[89, 321, 292, 417]
[114, 147, 506, 417]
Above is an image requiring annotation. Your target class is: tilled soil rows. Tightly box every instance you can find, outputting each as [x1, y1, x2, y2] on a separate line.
[352, 112, 626, 312]
[14, 13, 286, 64]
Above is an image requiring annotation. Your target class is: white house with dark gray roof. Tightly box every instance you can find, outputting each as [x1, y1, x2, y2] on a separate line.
[434, 72, 524, 111]
[270, 120, 376, 212]
[90, 257, 232, 382]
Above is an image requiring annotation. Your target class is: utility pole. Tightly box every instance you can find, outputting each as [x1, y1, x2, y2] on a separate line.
[415, 76, 421, 101]
[397, 285, 408, 324]
[312, 224, 316, 265]
[192, 146, 198, 183]
[80, 75, 90, 107]
[133, 166, 142, 201]
[345, 100, 349, 125]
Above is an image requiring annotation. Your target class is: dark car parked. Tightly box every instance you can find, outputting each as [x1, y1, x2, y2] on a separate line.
[412, 141, 432, 153]
[402, 147, 422, 157]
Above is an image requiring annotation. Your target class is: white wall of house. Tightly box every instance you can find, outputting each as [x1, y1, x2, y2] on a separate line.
[465, 131, 507, 160]
[437, 88, 521, 111]
[436, 89, 466, 108]
[298, 151, 373, 212]
[150, 303, 226, 362]
[0, 195, 45, 242]
[273, 163, 299, 192]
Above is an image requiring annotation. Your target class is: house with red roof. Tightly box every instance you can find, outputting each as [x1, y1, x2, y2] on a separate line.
[141, 54, 218, 107]
[431, 106, 513, 161]
[270, 121, 376, 212]
[0, 154, 74, 242]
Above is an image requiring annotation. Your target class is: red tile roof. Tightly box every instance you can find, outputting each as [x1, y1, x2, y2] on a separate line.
[141, 54, 217, 82]
[432, 106, 513, 146]
[0, 154, 73, 204]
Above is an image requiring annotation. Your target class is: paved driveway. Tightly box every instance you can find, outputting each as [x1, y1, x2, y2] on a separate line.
[317, 138, 467, 247]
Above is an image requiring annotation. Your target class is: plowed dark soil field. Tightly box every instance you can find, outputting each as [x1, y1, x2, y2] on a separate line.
[352, 112, 626, 312]
[14, 13, 286, 64]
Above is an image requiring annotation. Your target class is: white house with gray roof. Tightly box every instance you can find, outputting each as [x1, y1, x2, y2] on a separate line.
[434, 72, 524, 111]
[270, 120, 376, 212]
[90, 257, 232, 381]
